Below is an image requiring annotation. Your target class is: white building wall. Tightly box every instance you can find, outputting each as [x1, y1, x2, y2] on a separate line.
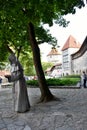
[50, 64, 62, 77]
[62, 48, 80, 75]
[47, 54, 62, 63]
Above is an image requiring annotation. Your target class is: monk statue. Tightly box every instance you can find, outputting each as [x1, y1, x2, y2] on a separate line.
[9, 53, 30, 113]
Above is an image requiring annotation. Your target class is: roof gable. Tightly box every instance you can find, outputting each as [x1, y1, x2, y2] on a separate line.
[47, 48, 61, 56]
[71, 36, 87, 59]
[61, 35, 81, 51]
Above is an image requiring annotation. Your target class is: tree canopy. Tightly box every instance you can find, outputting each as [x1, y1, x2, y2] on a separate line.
[0, 0, 85, 60]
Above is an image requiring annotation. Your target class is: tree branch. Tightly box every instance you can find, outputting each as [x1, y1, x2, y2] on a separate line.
[6, 45, 14, 54]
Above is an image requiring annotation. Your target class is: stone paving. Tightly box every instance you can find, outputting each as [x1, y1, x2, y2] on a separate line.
[0, 87, 87, 130]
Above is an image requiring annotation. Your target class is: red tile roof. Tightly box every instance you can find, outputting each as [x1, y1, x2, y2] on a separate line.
[61, 35, 81, 51]
[0, 70, 10, 76]
[47, 48, 61, 56]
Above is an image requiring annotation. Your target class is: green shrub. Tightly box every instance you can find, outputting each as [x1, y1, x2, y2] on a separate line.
[26, 77, 80, 87]
[59, 78, 80, 85]
[46, 78, 63, 86]
[27, 80, 38, 86]
[63, 74, 80, 78]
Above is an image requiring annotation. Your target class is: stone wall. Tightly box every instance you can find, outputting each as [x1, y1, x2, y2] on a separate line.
[71, 36, 87, 74]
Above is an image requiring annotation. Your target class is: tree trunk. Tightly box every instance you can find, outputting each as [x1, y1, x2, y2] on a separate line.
[28, 22, 57, 102]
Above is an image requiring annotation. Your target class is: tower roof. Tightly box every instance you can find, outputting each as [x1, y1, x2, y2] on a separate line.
[61, 35, 81, 51]
[47, 48, 61, 56]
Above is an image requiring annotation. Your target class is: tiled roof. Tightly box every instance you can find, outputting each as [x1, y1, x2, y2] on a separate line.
[71, 36, 87, 59]
[61, 35, 81, 51]
[47, 48, 61, 56]
[45, 63, 62, 72]
[0, 70, 10, 76]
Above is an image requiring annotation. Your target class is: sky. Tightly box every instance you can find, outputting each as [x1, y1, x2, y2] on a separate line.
[39, 4, 87, 62]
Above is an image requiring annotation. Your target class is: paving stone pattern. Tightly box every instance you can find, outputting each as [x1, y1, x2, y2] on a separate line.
[0, 87, 87, 130]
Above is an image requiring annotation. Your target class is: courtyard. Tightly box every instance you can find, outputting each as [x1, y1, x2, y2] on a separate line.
[0, 87, 87, 130]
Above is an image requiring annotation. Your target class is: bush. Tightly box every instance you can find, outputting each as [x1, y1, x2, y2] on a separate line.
[26, 77, 80, 87]
[63, 74, 80, 78]
[27, 80, 38, 86]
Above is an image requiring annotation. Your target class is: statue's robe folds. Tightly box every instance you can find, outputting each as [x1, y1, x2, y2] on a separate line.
[11, 63, 30, 113]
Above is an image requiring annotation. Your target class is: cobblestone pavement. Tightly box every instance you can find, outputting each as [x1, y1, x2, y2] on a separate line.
[0, 87, 87, 130]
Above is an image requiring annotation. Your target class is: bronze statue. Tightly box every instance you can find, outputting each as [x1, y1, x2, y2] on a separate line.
[9, 53, 30, 113]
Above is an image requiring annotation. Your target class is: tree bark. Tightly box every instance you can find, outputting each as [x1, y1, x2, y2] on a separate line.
[28, 22, 57, 102]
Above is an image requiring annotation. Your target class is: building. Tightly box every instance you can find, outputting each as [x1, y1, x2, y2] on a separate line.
[46, 47, 62, 77]
[50, 63, 62, 77]
[0, 70, 10, 83]
[61, 35, 81, 75]
[45, 63, 62, 78]
[47, 48, 62, 64]
[71, 36, 87, 75]
[46, 35, 87, 77]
